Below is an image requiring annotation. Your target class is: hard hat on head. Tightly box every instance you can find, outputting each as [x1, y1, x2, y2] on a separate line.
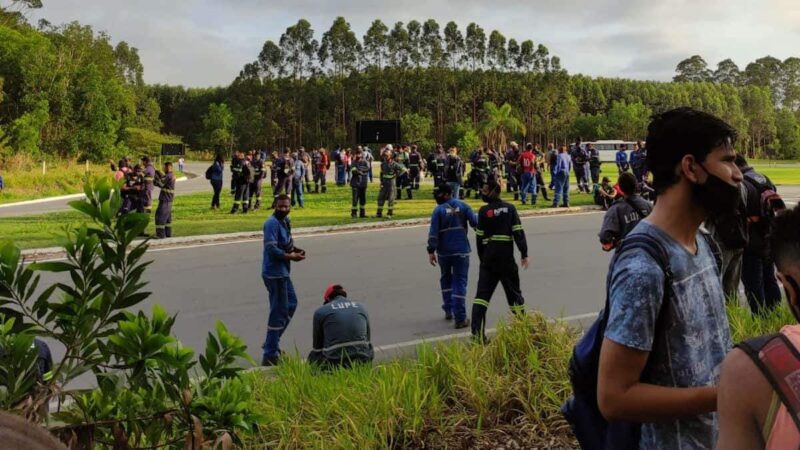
[385, 144, 393, 151]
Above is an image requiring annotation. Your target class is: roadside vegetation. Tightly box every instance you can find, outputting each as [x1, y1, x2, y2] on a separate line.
[240, 301, 794, 448]
[3, 181, 595, 250]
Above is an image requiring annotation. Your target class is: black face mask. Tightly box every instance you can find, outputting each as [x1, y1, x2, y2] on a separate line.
[434, 195, 448, 205]
[784, 275, 800, 323]
[691, 163, 741, 217]
[274, 210, 289, 220]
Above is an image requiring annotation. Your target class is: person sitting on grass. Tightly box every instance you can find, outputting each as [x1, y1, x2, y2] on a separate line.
[716, 204, 800, 449]
[597, 172, 652, 251]
[308, 284, 374, 370]
[594, 176, 618, 210]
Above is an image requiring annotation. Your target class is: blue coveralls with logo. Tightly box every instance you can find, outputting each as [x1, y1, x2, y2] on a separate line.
[427, 196, 478, 323]
[261, 213, 299, 360]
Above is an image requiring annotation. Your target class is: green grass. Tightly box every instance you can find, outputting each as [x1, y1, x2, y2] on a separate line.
[242, 313, 578, 449]
[0, 162, 109, 204]
[239, 300, 795, 448]
[751, 162, 800, 185]
[3, 181, 594, 250]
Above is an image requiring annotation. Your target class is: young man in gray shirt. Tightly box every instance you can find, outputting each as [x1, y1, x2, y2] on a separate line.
[598, 108, 743, 449]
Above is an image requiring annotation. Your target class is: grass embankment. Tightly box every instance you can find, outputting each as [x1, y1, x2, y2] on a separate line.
[5, 183, 595, 250]
[244, 313, 578, 449]
[752, 163, 800, 186]
[240, 302, 795, 448]
[0, 128, 185, 204]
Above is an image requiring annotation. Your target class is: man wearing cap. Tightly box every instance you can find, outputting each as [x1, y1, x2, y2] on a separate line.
[261, 194, 306, 366]
[428, 184, 478, 328]
[307, 284, 374, 369]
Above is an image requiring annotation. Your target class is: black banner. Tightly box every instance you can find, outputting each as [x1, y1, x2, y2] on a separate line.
[356, 120, 401, 144]
[161, 143, 185, 156]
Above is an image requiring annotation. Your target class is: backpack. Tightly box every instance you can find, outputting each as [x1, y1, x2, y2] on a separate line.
[743, 172, 786, 254]
[561, 232, 721, 450]
[737, 332, 800, 435]
[205, 164, 213, 180]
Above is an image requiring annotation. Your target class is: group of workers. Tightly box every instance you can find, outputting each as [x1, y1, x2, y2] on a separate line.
[110, 156, 176, 239]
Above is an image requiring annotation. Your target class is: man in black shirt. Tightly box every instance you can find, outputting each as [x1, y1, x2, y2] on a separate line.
[471, 181, 529, 342]
[349, 149, 370, 218]
[598, 172, 653, 252]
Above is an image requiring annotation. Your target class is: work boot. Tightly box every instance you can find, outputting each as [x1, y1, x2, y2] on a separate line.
[445, 312, 453, 320]
[396, 189, 402, 199]
[306, 183, 311, 192]
[254, 200, 261, 210]
[321, 186, 327, 193]
[387, 209, 394, 219]
[513, 193, 519, 201]
[406, 189, 413, 200]
[455, 318, 471, 329]
[359, 208, 366, 218]
[155, 228, 165, 239]
[230, 205, 238, 214]
[165, 227, 172, 238]
[261, 355, 280, 367]
[376, 209, 383, 218]
[351, 209, 357, 219]
[314, 184, 319, 193]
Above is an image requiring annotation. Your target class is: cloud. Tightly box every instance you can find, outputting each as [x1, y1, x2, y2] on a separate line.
[29, 0, 800, 86]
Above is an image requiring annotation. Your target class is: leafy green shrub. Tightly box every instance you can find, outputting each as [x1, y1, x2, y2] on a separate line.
[0, 175, 259, 448]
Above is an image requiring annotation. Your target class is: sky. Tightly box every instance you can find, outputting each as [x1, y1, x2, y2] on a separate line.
[27, 0, 800, 87]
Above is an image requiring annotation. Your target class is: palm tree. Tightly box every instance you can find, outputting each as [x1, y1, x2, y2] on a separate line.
[478, 101, 526, 151]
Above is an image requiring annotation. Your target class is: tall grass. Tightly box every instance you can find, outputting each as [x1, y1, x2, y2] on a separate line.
[0, 154, 108, 204]
[242, 313, 579, 449]
[726, 300, 795, 343]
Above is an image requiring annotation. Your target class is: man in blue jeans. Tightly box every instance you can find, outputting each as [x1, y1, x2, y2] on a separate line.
[261, 194, 306, 366]
[551, 145, 572, 207]
[427, 184, 477, 328]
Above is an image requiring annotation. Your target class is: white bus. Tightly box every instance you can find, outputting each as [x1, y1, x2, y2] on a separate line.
[584, 140, 639, 163]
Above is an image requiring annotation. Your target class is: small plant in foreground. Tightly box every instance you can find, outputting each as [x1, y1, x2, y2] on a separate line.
[0, 175, 259, 448]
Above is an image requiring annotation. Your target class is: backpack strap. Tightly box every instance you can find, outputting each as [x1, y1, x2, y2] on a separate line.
[737, 334, 800, 435]
[602, 234, 674, 325]
[699, 230, 723, 276]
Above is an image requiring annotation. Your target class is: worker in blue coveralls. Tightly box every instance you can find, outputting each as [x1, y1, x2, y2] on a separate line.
[427, 183, 478, 329]
[261, 194, 306, 366]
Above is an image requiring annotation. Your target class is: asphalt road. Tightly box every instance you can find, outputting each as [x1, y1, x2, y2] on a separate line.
[38, 211, 610, 367]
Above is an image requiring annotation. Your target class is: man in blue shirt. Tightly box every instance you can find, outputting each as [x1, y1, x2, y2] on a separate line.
[616, 145, 629, 174]
[427, 184, 478, 328]
[551, 145, 572, 208]
[261, 194, 306, 366]
[598, 107, 742, 449]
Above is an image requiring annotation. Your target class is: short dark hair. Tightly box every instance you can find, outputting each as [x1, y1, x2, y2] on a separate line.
[141, 156, 150, 163]
[770, 205, 800, 271]
[435, 183, 452, 196]
[164, 162, 173, 168]
[275, 194, 291, 203]
[735, 154, 748, 168]
[618, 172, 637, 196]
[645, 107, 737, 194]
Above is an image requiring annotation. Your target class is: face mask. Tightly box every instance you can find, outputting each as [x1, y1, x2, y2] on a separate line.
[274, 210, 289, 220]
[481, 194, 495, 203]
[434, 195, 448, 205]
[691, 163, 741, 217]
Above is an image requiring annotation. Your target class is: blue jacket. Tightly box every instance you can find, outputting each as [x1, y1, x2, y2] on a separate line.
[210, 161, 224, 182]
[427, 198, 478, 256]
[262, 214, 294, 278]
[615, 150, 628, 166]
[555, 152, 572, 175]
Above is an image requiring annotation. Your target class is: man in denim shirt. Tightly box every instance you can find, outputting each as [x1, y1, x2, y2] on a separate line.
[598, 108, 743, 449]
[261, 194, 306, 366]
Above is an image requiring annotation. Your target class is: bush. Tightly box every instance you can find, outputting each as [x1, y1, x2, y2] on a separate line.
[0, 176, 259, 448]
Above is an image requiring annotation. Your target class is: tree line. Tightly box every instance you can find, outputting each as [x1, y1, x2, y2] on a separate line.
[157, 18, 799, 160]
[1, 6, 798, 162]
[0, 2, 162, 163]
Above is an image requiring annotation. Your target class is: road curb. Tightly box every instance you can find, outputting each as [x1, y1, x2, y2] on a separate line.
[0, 176, 189, 210]
[20, 205, 602, 261]
[245, 311, 599, 374]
